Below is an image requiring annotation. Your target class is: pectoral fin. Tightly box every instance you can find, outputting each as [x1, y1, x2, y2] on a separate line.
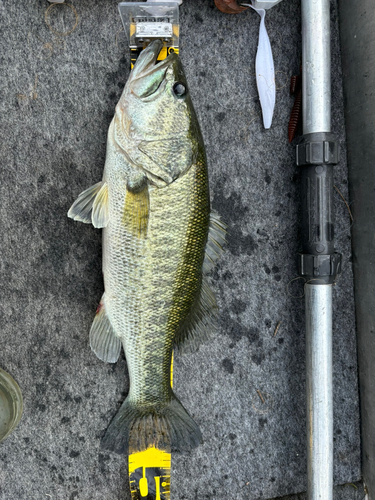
[90, 295, 121, 363]
[122, 176, 149, 238]
[92, 182, 109, 228]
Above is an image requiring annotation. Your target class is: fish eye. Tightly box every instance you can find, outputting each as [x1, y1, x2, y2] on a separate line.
[173, 82, 187, 98]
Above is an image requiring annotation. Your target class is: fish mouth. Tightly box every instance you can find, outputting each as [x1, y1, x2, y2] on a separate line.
[131, 40, 177, 80]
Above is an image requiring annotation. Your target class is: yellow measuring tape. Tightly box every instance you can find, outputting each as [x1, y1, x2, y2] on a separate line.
[129, 446, 171, 500]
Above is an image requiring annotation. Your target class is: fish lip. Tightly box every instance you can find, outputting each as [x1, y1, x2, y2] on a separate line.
[133, 41, 177, 80]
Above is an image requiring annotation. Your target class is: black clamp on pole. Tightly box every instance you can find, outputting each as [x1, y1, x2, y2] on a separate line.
[296, 132, 342, 284]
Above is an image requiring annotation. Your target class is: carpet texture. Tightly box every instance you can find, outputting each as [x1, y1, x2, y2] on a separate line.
[0, 0, 360, 499]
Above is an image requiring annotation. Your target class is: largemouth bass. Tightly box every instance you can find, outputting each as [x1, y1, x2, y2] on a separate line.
[68, 40, 225, 454]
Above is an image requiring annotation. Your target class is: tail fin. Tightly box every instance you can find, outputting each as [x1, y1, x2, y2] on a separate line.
[101, 393, 202, 454]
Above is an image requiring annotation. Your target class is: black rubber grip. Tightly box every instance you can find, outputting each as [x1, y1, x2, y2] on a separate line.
[301, 162, 334, 255]
[296, 133, 342, 283]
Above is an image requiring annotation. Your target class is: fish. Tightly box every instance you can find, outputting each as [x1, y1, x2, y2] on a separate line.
[68, 40, 226, 454]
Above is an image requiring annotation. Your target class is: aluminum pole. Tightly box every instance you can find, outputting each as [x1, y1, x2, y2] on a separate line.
[298, 1, 341, 499]
[305, 284, 333, 499]
[302, 0, 331, 135]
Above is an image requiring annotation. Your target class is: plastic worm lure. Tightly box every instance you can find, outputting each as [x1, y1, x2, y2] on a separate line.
[288, 70, 302, 142]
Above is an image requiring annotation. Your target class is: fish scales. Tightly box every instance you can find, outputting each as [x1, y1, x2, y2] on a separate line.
[105, 147, 209, 403]
[68, 40, 225, 454]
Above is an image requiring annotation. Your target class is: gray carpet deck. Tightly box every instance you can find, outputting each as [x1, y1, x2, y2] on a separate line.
[0, 0, 360, 499]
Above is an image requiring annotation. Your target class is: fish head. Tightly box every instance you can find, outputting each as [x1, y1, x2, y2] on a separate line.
[114, 40, 204, 187]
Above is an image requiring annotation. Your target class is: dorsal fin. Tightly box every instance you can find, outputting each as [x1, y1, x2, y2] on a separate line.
[203, 211, 227, 274]
[174, 211, 226, 353]
[174, 277, 218, 354]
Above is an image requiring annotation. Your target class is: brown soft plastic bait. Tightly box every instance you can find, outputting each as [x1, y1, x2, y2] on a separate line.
[214, 0, 248, 14]
[288, 68, 302, 143]
[288, 88, 302, 143]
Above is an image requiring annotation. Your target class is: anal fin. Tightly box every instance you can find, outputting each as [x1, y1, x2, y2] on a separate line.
[90, 295, 121, 363]
[92, 182, 109, 228]
[68, 182, 103, 224]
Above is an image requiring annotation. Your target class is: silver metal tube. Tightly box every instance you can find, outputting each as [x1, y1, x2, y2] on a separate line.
[302, 0, 331, 134]
[301, 1, 334, 497]
[305, 284, 333, 500]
